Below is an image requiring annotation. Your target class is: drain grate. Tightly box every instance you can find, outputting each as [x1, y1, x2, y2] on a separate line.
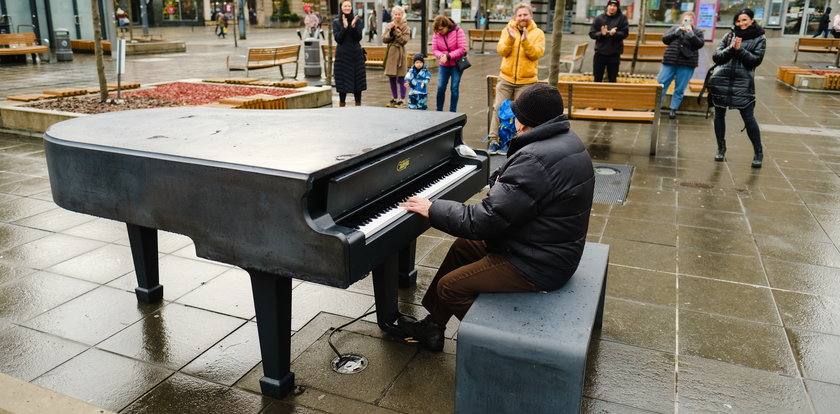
[592, 163, 633, 205]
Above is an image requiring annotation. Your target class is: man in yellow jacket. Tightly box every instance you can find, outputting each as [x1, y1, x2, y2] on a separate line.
[487, 3, 545, 155]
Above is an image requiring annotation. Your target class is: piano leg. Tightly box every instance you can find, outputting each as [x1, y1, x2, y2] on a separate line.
[398, 240, 417, 288]
[126, 224, 163, 303]
[248, 269, 295, 399]
[372, 254, 403, 336]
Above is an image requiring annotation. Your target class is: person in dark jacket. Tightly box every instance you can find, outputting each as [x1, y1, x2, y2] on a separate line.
[397, 84, 595, 352]
[333, 0, 366, 106]
[813, 8, 831, 38]
[589, 0, 629, 82]
[658, 11, 704, 119]
[708, 8, 766, 167]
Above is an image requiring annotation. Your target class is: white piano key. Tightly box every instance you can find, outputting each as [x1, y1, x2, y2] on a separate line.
[358, 164, 477, 237]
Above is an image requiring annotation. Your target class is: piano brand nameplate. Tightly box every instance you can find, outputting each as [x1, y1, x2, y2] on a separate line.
[44, 106, 466, 176]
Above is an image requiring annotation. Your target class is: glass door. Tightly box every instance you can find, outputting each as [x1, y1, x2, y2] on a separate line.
[804, 0, 828, 36]
[783, 0, 829, 36]
[783, 0, 805, 35]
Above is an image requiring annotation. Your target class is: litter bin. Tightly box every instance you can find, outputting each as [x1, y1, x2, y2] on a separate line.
[303, 38, 321, 78]
[54, 28, 73, 61]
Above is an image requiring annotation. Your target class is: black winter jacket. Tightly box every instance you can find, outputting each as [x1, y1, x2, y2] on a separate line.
[333, 14, 367, 94]
[661, 25, 704, 68]
[708, 26, 766, 109]
[429, 116, 594, 290]
[589, 12, 629, 56]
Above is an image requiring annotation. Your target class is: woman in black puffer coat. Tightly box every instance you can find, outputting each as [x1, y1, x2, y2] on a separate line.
[707, 8, 766, 167]
[658, 11, 704, 119]
[333, 0, 366, 106]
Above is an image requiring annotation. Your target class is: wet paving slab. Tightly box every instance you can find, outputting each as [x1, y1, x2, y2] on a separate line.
[0, 26, 839, 414]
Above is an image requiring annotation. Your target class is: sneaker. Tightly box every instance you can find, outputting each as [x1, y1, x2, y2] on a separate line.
[487, 139, 501, 155]
[386, 99, 397, 108]
[496, 142, 509, 156]
[397, 315, 445, 352]
[396, 99, 406, 108]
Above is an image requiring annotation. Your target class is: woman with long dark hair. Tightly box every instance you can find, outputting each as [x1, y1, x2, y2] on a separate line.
[332, 0, 366, 106]
[707, 9, 766, 167]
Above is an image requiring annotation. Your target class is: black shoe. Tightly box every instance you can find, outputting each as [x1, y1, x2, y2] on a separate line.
[397, 315, 445, 352]
[714, 149, 725, 162]
[751, 150, 763, 168]
[668, 109, 676, 119]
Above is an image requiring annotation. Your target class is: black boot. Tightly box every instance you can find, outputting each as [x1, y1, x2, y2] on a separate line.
[397, 315, 445, 352]
[669, 109, 676, 119]
[752, 147, 763, 168]
[714, 145, 726, 162]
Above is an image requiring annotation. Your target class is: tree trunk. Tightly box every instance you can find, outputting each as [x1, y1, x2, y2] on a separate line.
[547, 0, 566, 85]
[91, 0, 108, 102]
[630, 0, 647, 75]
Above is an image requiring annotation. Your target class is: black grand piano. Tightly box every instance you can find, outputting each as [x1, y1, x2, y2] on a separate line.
[44, 106, 488, 399]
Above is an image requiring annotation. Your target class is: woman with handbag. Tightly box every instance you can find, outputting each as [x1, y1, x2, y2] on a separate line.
[707, 8, 766, 168]
[383, 6, 410, 108]
[657, 11, 704, 119]
[431, 15, 467, 112]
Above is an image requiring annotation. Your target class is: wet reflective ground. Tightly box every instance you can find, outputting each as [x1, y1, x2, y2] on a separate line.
[1, 26, 839, 413]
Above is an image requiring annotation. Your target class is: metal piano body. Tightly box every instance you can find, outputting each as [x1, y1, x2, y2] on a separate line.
[44, 107, 488, 399]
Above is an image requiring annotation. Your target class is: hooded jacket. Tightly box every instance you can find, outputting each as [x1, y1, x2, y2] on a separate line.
[588, 10, 629, 55]
[708, 24, 766, 109]
[661, 25, 705, 67]
[432, 24, 467, 67]
[428, 116, 594, 290]
[497, 18, 545, 85]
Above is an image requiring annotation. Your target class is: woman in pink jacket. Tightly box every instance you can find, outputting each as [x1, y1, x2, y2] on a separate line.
[432, 15, 467, 112]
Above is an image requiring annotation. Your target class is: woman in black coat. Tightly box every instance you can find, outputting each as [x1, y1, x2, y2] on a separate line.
[813, 8, 831, 38]
[707, 9, 766, 168]
[658, 11, 704, 119]
[333, 0, 366, 106]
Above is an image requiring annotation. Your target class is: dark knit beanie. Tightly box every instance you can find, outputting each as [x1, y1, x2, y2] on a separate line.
[510, 84, 564, 127]
[412, 53, 425, 64]
[606, 0, 620, 6]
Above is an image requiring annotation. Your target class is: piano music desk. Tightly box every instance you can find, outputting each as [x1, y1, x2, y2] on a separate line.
[44, 106, 489, 399]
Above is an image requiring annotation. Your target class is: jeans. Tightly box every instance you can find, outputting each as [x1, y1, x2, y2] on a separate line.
[812, 28, 829, 38]
[436, 65, 462, 112]
[487, 79, 530, 140]
[657, 64, 695, 110]
[714, 101, 762, 152]
[593, 53, 620, 82]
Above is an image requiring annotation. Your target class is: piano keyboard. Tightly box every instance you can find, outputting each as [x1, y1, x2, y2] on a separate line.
[353, 164, 478, 237]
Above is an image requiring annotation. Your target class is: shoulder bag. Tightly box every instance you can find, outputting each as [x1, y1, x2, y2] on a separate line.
[443, 30, 471, 71]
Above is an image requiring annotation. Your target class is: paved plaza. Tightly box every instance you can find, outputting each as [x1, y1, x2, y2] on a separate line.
[1, 24, 840, 413]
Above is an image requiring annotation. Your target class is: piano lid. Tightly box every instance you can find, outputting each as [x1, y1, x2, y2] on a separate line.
[44, 107, 466, 176]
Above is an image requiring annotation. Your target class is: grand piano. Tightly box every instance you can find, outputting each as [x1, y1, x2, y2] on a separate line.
[44, 106, 489, 399]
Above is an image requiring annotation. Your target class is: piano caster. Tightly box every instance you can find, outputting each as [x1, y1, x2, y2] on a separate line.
[135, 285, 163, 303]
[259, 372, 295, 399]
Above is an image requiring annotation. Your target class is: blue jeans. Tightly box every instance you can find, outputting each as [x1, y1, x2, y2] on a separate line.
[657, 64, 695, 110]
[436, 65, 462, 112]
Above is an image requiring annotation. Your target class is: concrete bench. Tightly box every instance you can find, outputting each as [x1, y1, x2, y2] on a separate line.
[455, 242, 610, 414]
[0, 32, 48, 63]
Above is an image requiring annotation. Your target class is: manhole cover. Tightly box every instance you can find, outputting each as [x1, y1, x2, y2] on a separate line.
[331, 354, 368, 374]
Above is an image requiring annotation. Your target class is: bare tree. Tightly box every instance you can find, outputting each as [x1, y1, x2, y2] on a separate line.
[547, 0, 566, 85]
[91, 0, 108, 102]
[629, 0, 648, 74]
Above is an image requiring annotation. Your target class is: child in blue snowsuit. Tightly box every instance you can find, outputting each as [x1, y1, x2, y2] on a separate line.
[404, 53, 431, 110]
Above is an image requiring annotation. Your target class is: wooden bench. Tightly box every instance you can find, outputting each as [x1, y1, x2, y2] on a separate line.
[559, 42, 588, 73]
[486, 75, 663, 154]
[363, 45, 387, 66]
[0, 32, 48, 63]
[620, 43, 667, 62]
[560, 81, 663, 155]
[468, 29, 502, 50]
[456, 242, 610, 414]
[226, 45, 300, 78]
[625, 32, 663, 43]
[793, 37, 840, 62]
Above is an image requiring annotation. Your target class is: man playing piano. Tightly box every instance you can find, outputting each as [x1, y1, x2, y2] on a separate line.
[398, 83, 595, 351]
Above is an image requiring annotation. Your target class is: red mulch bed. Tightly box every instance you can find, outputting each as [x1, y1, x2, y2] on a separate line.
[24, 82, 297, 115]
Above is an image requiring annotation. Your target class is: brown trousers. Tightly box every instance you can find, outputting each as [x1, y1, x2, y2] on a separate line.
[422, 238, 541, 325]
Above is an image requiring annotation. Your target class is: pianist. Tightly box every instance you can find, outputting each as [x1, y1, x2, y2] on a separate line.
[398, 83, 595, 351]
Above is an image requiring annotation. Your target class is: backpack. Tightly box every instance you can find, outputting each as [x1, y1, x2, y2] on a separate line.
[497, 99, 517, 147]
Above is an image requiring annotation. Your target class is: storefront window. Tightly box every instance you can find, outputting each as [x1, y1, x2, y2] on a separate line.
[646, 0, 696, 24]
[717, 0, 766, 26]
[162, 0, 198, 20]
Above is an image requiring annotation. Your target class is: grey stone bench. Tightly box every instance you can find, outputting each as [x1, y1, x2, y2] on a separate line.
[455, 242, 610, 414]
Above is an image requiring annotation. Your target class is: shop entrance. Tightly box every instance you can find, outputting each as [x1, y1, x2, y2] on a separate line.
[783, 0, 829, 36]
